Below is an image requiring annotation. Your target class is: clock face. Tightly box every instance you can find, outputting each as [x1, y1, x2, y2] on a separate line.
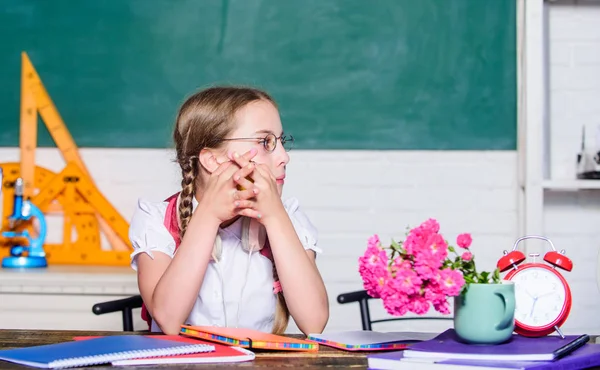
[512, 266, 567, 328]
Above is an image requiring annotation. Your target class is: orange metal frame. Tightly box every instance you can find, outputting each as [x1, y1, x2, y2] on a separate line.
[0, 52, 133, 265]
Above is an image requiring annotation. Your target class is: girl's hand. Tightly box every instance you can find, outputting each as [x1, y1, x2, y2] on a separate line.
[232, 161, 284, 223]
[197, 150, 258, 223]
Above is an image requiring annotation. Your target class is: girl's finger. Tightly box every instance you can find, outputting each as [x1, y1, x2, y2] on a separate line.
[212, 161, 233, 176]
[236, 208, 262, 220]
[234, 173, 256, 192]
[215, 155, 230, 165]
[230, 148, 257, 168]
[233, 162, 257, 189]
[255, 164, 276, 182]
[233, 199, 256, 209]
[232, 188, 257, 201]
[233, 160, 255, 178]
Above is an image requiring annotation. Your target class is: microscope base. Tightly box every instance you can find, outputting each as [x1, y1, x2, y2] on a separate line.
[2, 256, 48, 268]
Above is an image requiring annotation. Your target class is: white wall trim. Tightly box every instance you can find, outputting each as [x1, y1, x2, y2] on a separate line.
[517, 0, 526, 239]
[522, 0, 547, 249]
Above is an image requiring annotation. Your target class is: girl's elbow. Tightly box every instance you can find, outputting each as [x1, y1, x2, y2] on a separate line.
[315, 310, 330, 333]
[300, 321, 327, 336]
[315, 298, 330, 332]
[152, 309, 184, 335]
[160, 323, 183, 336]
[300, 308, 329, 335]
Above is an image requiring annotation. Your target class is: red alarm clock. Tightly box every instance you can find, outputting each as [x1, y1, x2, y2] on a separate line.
[497, 235, 573, 339]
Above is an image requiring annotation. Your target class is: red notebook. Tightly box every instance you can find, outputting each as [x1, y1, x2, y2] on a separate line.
[73, 335, 254, 365]
[180, 325, 319, 352]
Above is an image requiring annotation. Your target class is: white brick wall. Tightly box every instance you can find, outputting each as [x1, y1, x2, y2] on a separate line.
[544, 0, 600, 335]
[548, 0, 600, 180]
[0, 147, 518, 334]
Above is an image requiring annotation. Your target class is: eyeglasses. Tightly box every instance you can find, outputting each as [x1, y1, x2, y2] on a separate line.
[221, 133, 294, 152]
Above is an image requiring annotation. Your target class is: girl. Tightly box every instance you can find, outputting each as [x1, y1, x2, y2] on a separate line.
[128, 86, 329, 336]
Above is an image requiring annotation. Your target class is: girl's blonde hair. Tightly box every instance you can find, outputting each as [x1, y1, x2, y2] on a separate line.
[173, 86, 289, 334]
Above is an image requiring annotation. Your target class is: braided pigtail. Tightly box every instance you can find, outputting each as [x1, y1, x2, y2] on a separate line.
[178, 156, 198, 240]
[271, 264, 290, 334]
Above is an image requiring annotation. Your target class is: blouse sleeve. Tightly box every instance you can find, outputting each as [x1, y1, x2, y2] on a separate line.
[128, 198, 176, 271]
[283, 197, 322, 254]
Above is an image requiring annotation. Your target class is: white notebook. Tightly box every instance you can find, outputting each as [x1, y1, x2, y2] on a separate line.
[308, 330, 438, 351]
[111, 346, 255, 366]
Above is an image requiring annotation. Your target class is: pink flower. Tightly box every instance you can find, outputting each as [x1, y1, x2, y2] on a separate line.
[421, 218, 440, 234]
[358, 246, 387, 273]
[367, 234, 382, 249]
[457, 233, 472, 249]
[359, 219, 487, 319]
[392, 257, 411, 271]
[390, 267, 422, 295]
[436, 268, 465, 296]
[405, 219, 444, 257]
[424, 284, 450, 314]
[433, 299, 451, 314]
[359, 235, 390, 298]
[413, 258, 439, 281]
[407, 295, 430, 315]
[380, 284, 410, 316]
[423, 284, 443, 301]
[423, 233, 448, 264]
[361, 270, 389, 298]
[403, 228, 429, 255]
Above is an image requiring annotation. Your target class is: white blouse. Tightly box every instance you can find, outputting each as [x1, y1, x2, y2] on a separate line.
[128, 195, 321, 333]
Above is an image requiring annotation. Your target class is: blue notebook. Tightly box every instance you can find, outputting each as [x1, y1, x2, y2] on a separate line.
[368, 344, 600, 370]
[401, 329, 589, 362]
[0, 335, 214, 369]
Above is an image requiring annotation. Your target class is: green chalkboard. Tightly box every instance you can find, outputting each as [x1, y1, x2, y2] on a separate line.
[0, 0, 516, 150]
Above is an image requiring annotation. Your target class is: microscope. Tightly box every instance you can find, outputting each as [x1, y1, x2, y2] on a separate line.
[1, 174, 48, 268]
[576, 125, 600, 179]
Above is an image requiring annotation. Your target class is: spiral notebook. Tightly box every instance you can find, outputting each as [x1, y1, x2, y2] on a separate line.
[0, 335, 214, 369]
[73, 335, 255, 365]
[180, 325, 319, 352]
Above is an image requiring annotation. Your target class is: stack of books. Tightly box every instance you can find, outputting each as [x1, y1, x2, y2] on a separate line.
[368, 329, 600, 370]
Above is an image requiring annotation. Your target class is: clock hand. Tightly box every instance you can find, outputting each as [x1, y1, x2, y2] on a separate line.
[529, 296, 538, 317]
[525, 289, 535, 299]
[537, 290, 556, 299]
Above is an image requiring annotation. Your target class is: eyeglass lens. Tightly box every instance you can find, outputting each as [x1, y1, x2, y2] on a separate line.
[264, 134, 294, 152]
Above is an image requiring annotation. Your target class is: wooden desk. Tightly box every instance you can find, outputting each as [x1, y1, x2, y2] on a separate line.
[0, 329, 368, 369]
[2, 330, 600, 369]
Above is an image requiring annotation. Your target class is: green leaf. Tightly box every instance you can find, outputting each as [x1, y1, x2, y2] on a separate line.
[479, 271, 490, 283]
[492, 268, 501, 283]
[464, 275, 475, 284]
